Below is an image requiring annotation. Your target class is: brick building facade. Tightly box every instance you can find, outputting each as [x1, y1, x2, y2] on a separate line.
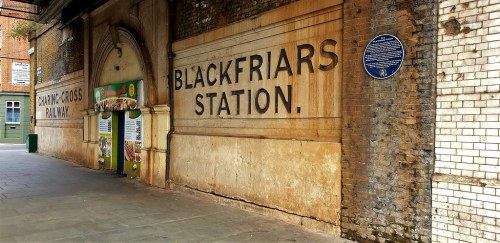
[28, 0, 500, 242]
[0, 0, 31, 144]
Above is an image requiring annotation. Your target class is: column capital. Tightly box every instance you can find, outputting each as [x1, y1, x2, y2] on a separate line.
[152, 104, 170, 113]
[81, 109, 98, 116]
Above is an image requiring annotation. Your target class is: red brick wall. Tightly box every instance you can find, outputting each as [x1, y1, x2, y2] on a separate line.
[341, 0, 437, 242]
[0, 0, 31, 93]
[34, 19, 84, 83]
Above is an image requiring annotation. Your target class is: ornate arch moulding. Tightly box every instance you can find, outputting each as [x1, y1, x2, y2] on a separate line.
[90, 25, 157, 109]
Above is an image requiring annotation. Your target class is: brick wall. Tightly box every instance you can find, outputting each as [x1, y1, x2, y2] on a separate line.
[342, 1, 437, 242]
[174, 0, 299, 40]
[0, 0, 31, 93]
[433, 0, 500, 242]
[35, 19, 84, 83]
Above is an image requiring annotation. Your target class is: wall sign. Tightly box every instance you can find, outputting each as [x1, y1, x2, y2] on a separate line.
[172, 8, 343, 140]
[36, 83, 83, 119]
[174, 39, 339, 118]
[36, 67, 42, 83]
[174, 37, 341, 119]
[12, 62, 30, 86]
[363, 34, 404, 79]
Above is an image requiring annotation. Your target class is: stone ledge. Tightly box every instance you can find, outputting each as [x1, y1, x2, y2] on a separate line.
[433, 173, 500, 188]
[35, 70, 84, 90]
[141, 147, 166, 153]
[152, 105, 170, 113]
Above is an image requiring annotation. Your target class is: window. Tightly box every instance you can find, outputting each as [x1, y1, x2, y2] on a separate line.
[6, 101, 20, 124]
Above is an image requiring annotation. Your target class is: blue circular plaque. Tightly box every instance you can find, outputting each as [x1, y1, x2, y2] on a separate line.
[363, 34, 404, 79]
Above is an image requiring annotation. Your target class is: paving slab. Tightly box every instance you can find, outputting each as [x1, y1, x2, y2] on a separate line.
[0, 144, 351, 242]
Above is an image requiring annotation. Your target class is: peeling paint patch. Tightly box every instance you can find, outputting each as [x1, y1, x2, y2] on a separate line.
[441, 16, 473, 36]
[441, 17, 461, 36]
[461, 26, 472, 34]
[438, 72, 446, 80]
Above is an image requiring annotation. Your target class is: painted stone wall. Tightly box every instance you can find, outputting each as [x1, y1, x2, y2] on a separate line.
[32, 18, 85, 163]
[433, 0, 500, 242]
[172, 0, 342, 233]
[341, 0, 437, 242]
[34, 71, 83, 161]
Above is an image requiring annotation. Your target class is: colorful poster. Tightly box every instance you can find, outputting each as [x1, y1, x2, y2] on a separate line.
[124, 110, 142, 163]
[98, 112, 113, 169]
[94, 80, 138, 111]
[124, 110, 142, 177]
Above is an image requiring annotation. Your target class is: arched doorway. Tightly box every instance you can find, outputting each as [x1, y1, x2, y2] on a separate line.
[87, 26, 157, 181]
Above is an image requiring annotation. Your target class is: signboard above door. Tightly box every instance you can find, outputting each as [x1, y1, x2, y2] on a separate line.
[94, 80, 139, 111]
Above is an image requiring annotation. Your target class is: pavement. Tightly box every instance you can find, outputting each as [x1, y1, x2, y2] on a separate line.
[0, 144, 351, 242]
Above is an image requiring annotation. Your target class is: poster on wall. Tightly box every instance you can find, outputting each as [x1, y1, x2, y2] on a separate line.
[124, 110, 142, 162]
[12, 62, 30, 86]
[36, 67, 42, 83]
[94, 80, 138, 111]
[124, 110, 142, 176]
[98, 112, 113, 169]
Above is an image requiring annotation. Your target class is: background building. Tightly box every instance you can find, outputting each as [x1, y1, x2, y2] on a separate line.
[0, 0, 31, 144]
[27, 0, 500, 242]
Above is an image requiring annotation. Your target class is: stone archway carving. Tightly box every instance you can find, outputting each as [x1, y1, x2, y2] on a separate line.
[90, 26, 157, 108]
